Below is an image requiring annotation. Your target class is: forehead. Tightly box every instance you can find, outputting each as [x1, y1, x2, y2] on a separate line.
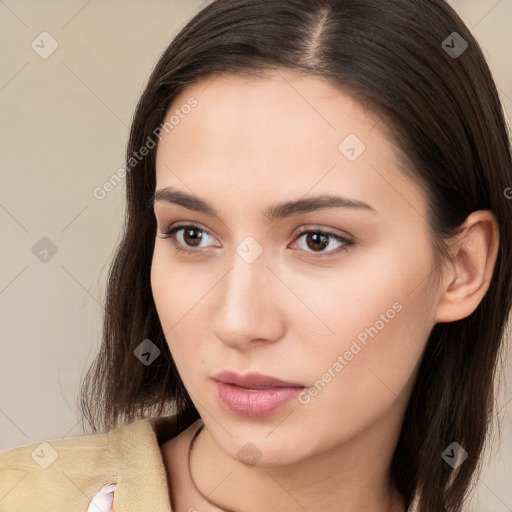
[154, 71, 426, 222]
[158, 70, 379, 156]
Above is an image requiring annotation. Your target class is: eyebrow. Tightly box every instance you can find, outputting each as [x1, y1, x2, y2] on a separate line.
[151, 187, 377, 221]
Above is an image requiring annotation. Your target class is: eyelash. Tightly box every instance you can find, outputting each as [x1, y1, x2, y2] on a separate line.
[157, 222, 354, 258]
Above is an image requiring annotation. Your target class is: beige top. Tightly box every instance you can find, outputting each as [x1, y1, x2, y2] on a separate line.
[0, 415, 178, 512]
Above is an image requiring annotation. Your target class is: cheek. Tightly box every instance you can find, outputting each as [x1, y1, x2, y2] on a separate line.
[150, 247, 216, 381]
[292, 243, 436, 435]
[150, 250, 173, 326]
[285, 238, 434, 355]
[150, 245, 210, 329]
[297, 303, 429, 449]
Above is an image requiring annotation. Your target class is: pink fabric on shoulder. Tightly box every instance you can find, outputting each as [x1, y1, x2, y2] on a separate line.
[87, 483, 116, 512]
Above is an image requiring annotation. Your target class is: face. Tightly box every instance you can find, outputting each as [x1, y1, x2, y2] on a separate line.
[151, 70, 440, 466]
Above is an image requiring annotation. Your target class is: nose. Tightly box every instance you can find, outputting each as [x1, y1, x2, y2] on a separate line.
[211, 249, 286, 350]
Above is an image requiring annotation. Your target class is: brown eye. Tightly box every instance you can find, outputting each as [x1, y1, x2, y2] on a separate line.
[293, 229, 353, 256]
[158, 223, 219, 254]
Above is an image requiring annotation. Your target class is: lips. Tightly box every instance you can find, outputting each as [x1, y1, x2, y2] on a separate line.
[212, 371, 305, 417]
[212, 370, 304, 389]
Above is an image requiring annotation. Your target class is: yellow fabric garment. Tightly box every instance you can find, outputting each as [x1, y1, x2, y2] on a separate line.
[0, 415, 178, 512]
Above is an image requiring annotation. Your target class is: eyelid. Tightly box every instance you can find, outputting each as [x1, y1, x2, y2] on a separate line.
[292, 225, 354, 242]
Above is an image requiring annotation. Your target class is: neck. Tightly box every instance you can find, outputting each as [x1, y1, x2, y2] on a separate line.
[189, 412, 406, 512]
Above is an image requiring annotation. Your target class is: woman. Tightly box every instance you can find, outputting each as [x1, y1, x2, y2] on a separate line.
[1, 1, 510, 511]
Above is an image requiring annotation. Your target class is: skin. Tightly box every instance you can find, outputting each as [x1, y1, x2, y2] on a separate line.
[151, 70, 499, 511]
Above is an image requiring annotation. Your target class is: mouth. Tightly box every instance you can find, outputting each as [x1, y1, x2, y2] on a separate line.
[212, 371, 305, 417]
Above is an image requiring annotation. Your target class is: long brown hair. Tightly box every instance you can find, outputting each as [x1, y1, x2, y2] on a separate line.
[79, 1, 512, 510]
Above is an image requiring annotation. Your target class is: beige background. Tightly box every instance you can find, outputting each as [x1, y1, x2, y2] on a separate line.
[0, 1, 511, 510]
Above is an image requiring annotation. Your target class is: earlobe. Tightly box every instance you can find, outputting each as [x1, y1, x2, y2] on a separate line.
[434, 210, 499, 324]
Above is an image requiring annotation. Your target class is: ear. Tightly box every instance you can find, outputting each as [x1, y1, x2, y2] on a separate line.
[434, 210, 500, 323]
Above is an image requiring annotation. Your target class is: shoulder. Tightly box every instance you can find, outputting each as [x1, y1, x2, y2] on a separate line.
[0, 430, 114, 511]
[0, 415, 183, 512]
